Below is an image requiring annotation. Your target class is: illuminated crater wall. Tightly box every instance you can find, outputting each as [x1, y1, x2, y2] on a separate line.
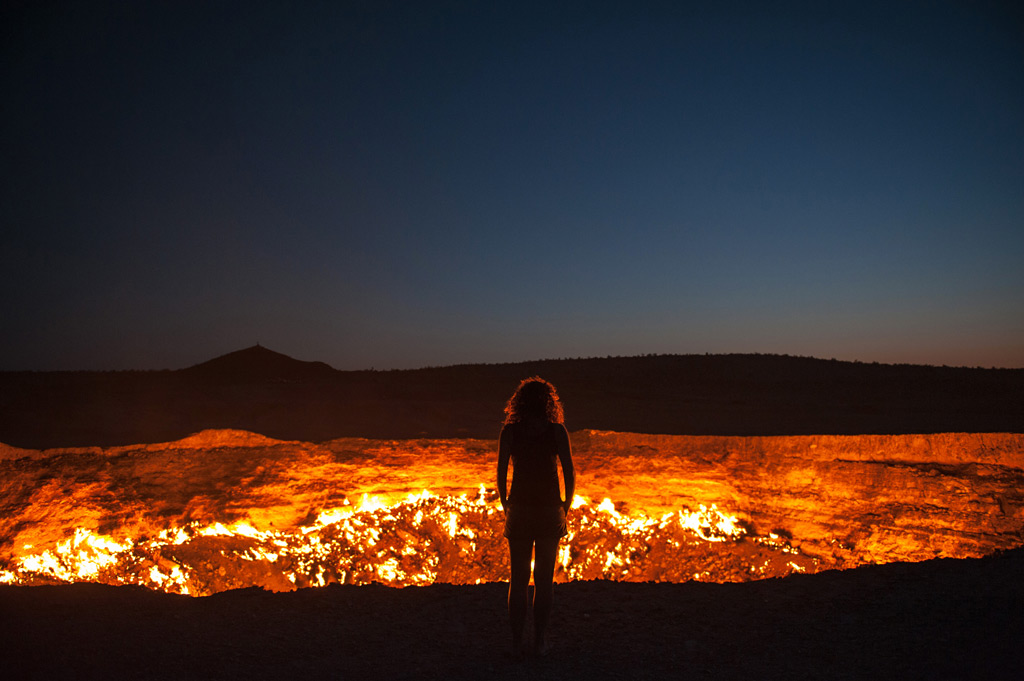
[1, 430, 1021, 595]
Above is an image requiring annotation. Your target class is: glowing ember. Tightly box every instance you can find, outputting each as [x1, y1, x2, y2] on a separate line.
[2, 429, 1021, 596]
[0, 486, 814, 595]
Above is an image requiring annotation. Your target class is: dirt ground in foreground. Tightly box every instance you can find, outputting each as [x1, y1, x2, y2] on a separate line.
[2, 547, 1022, 681]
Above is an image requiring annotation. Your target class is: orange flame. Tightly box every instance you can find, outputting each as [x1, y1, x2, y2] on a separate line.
[0, 485, 814, 595]
[5, 430, 1019, 595]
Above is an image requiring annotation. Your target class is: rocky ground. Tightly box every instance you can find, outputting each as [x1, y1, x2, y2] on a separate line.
[2, 546, 1022, 681]
[4, 430, 1022, 588]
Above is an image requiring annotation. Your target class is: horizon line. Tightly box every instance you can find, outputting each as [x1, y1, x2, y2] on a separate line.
[3, 346, 1022, 374]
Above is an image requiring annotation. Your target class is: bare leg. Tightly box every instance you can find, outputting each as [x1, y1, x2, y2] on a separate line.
[507, 537, 533, 659]
[532, 534, 560, 655]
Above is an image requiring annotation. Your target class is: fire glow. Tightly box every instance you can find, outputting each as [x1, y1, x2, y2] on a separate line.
[0, 486, 812, 596]
[2, 429, 1021, 596]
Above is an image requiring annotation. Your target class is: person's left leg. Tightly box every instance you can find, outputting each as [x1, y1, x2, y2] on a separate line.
[531, 534, 560, 655]
[507, 537, 533, 658]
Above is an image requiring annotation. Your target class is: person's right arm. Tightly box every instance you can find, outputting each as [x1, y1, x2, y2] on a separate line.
[497, 426, 511, 513]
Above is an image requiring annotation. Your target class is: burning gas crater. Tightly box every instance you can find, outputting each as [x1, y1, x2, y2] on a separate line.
[1, 429, 1022, 596]
[1, 488, 808, 596]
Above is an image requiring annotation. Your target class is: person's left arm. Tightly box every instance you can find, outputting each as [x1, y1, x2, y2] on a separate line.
[555, 423, 575, 514]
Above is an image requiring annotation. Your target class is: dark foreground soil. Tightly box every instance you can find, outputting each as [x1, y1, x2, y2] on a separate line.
[2, 547, 1022, 681]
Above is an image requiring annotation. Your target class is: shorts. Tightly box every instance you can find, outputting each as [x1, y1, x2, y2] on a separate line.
[503, 503, 567, 541]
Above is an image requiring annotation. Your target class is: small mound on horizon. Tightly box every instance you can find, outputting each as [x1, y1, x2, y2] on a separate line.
[183, 345, 337, 382]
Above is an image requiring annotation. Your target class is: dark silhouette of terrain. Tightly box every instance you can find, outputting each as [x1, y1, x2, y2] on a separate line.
[1, 345, 1022, 448]
[1, 546, 1021, 680]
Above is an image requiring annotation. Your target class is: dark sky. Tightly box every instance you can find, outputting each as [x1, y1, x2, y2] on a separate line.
[3, 1, 1022, 370]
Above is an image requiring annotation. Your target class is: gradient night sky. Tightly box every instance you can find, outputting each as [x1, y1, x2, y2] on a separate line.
[3, 1, 1023, 371]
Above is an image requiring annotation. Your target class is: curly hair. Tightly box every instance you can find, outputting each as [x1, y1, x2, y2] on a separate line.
[503, 376, 565, 425]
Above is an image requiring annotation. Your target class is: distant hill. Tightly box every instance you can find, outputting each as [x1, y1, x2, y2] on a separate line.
[184, 345, 337, 382]
[0, 348, 1021, 448]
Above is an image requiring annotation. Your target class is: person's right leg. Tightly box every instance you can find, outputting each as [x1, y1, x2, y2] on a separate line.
[532, 534, 560, 655]
[507, 537, 533, 658]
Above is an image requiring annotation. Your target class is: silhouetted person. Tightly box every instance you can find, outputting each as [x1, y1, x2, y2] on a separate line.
[496, 377, 575, 658]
